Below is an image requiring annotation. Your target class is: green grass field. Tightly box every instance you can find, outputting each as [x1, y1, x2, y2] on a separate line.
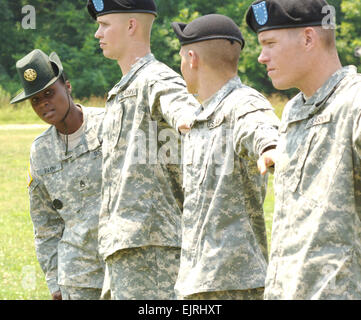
[0, 94, 284, 300]
[0, 127, 50, 299]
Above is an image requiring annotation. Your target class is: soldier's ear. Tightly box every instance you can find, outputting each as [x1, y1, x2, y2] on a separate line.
[303, 27, 317, 51]
[65, 80, 72, 95]
[128, 18, 137, 35]
[188, 50, 199, 69]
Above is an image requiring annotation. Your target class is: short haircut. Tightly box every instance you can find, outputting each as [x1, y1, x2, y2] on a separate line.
[287, 26, 336, 50]
[316, 26, 336, 49]
[193, 39, 242, 72]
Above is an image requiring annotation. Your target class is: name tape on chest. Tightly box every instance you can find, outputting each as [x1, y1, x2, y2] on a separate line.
[36, 163, 62, 176]
[306, 113, 332, 129]
[117, 89, 138, 101]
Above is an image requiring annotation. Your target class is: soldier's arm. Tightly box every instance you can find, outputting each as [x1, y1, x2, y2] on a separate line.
[354, 104, 361, 158]
[148, 75, 199, 133]
[233, 95, 280, 168]
[28, 165, 64, 296]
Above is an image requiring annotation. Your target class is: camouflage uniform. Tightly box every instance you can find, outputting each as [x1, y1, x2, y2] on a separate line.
[60, 285, 102, 300]
[181, 288, 265, 300]
[265, 66, 361, 299]
[175, 76, 280, 299]
[99, 53, 199, 299]
[29, 105, 105, 299]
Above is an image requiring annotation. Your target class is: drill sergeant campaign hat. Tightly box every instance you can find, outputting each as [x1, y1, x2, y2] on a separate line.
[87, 0, 157, 20]
[172, 14, 245, 49]
[246, 0, 332, 33]
[11, 49, 64, 104]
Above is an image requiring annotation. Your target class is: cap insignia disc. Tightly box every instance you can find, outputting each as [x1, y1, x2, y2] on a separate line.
[24, 69, 37, 82]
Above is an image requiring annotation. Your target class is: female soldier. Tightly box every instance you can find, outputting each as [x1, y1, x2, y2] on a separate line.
[11, 49, 105, 300]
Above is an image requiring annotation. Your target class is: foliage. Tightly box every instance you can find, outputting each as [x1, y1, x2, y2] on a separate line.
[0, 0, 360, 101]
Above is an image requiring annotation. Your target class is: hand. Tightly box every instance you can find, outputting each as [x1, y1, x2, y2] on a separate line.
[178, 123, 191, 134]
[257, 148, 277, 176]
[177, 115, 195, 135]
[52, 290, 62, 300]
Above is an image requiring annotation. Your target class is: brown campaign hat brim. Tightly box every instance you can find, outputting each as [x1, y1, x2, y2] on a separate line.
[10, 76, 60, 104]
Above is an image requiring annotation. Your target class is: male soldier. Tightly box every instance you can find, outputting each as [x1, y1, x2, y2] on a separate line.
[171, 14, 280, 300]
[11, 49, 105, 300]
[246, 0, 361, 299]
[86, 0, 199, 299]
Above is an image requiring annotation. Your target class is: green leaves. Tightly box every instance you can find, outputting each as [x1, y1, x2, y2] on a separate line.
[1, 0, 360, 100]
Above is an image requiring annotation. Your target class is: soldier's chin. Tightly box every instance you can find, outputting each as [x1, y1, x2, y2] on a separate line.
[102, 50, 117, 61]
[271, 79, 292, 91]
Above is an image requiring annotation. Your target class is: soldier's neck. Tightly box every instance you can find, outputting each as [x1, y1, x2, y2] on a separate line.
[197, 69, 237, 103]
[299, 53, 342, 98]
[56, 104, 83, 135]
[118, 45, 151, 76]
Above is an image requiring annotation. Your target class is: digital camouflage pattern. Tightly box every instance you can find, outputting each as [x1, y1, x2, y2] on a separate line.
[29, 106, 105, 295]
[59, 285, 102, 300]
[265, 66, 361, 300]
[105, 246, 180, 300]
[99, 53, 199, 260]
[175, 76, 280, 297]
[181, 287, 264, 300]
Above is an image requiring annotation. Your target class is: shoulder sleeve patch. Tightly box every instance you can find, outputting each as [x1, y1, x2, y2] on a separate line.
[27, 164, 33, 187]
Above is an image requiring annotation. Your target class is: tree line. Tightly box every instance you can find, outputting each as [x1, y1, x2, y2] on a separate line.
[1, 0, 360, 100]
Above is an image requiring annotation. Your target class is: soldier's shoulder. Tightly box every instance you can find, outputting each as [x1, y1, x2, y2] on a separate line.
[32, 126, 53, 149]
[81, 105, 105, 119]
[231, 84, 269, 103]
[227, 84, 273, 117]
[281, 92, 303, 120]
[144, 59, 183, 82]
[30, 126, 55, 163]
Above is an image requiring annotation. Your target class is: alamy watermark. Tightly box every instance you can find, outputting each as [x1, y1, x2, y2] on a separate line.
[122, 122, 236, 175]
[322, 5, 337, 29]
[21, 265, 36, 291]
[21, 5, 36, 29]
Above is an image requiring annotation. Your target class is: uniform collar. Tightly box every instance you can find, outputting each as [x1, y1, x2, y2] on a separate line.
[285, 66, 357, 124]
[50, 105, 101, 161]
[196, 76, 241, 121]
[107, 53, 155, 100]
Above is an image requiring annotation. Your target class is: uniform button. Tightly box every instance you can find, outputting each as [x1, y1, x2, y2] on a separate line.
[52, 199, 63, 210]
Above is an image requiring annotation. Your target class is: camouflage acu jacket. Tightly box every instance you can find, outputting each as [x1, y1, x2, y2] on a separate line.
[29, 106, 105, 294]
[174, 77, 280, 296]
[99, 54, 199, 260]
[265, 66, 361, 299]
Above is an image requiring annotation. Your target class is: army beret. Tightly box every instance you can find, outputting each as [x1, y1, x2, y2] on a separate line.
[246, 0, 332, 33]
[172, 14, 245, 49]
[87, 0, 157, 20]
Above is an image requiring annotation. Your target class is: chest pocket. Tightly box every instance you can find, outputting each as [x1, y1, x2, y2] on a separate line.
[35, 163, 76, 213]
[106, 89, 138, 149]
[286, 113, 344, 200]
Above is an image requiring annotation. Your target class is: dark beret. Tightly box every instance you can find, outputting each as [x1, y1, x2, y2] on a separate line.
[87, 0, 157, 20]
[246, 0, 331, 33]
[172, 14, 245, 49]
